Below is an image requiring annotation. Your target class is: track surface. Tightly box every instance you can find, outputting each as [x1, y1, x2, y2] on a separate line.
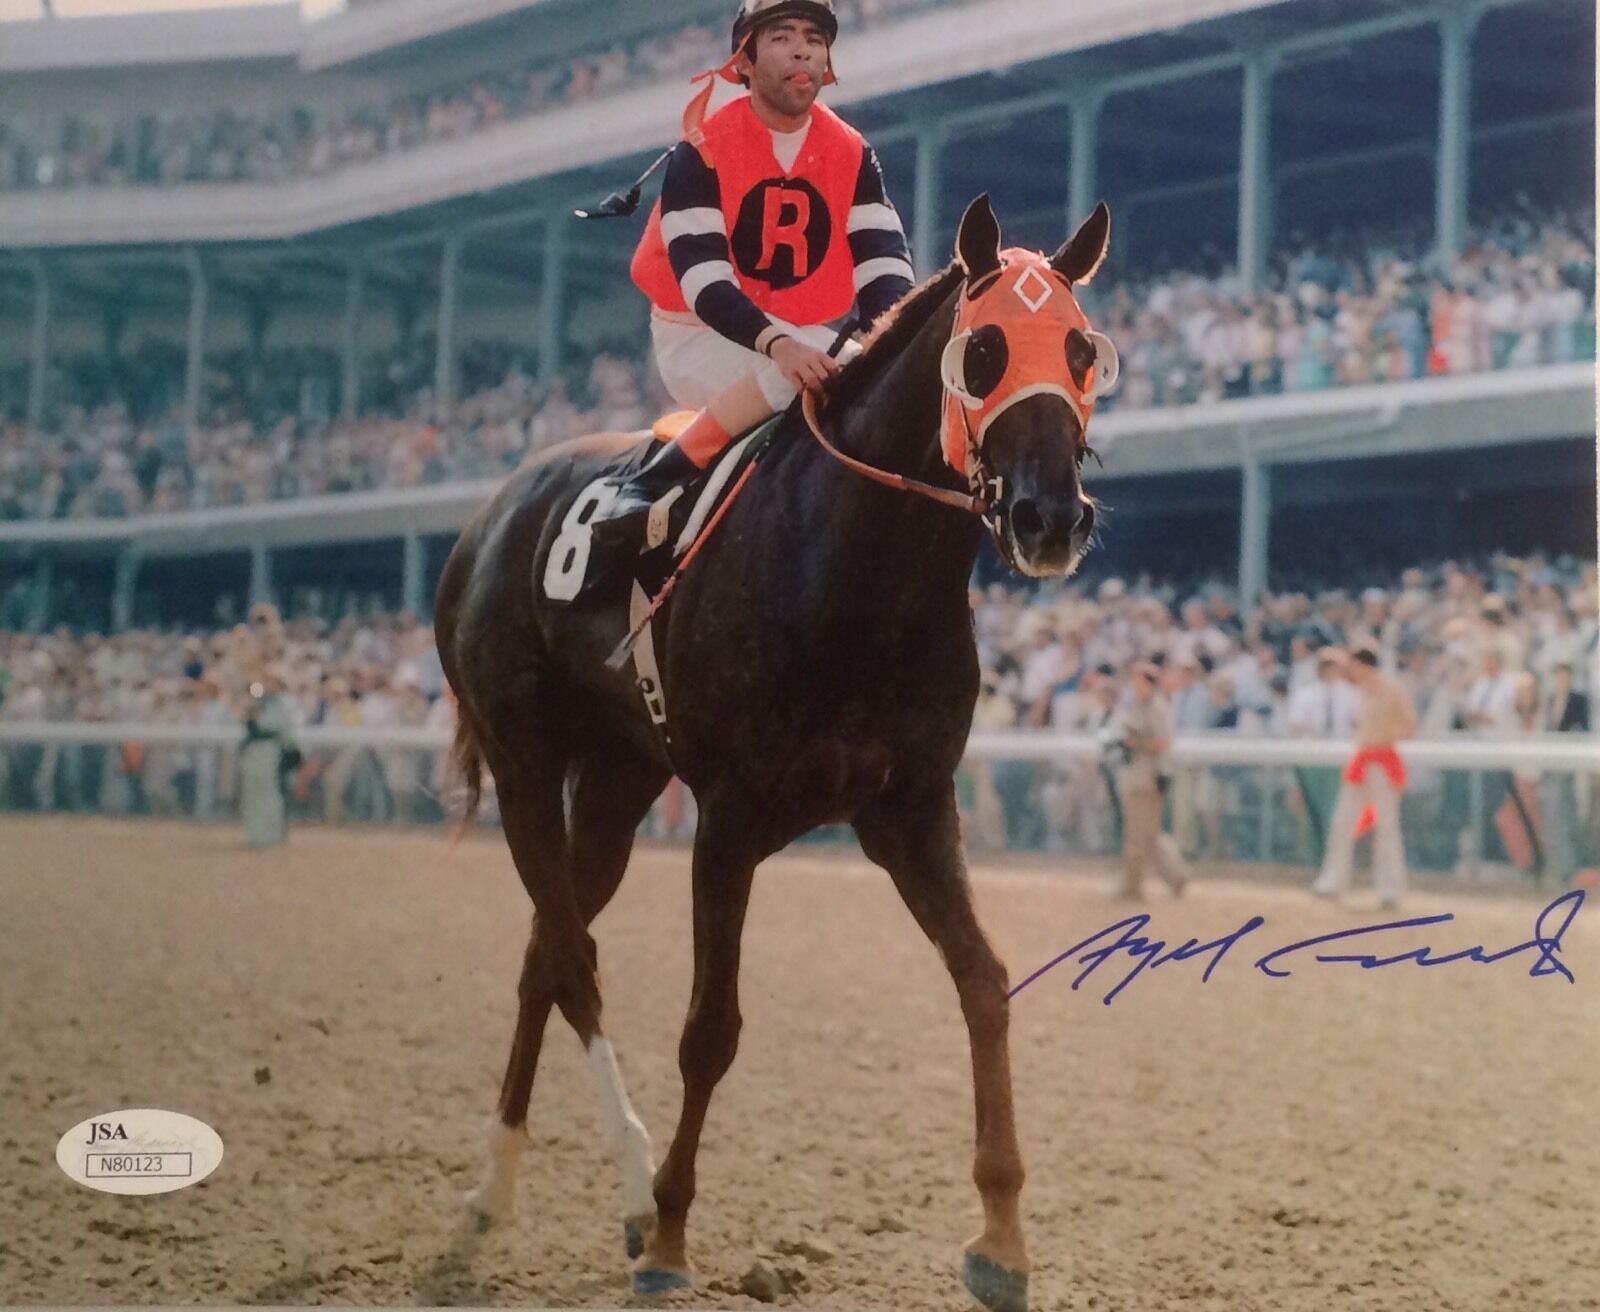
[2, 817, 1595, 1310]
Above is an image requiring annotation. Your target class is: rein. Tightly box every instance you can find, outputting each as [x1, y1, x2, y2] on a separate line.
[800, 390, 989, 517]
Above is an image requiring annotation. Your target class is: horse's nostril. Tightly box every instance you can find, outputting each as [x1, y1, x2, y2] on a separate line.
[1011, 499, 1044, 539]
[1079, 501, 1095, 537]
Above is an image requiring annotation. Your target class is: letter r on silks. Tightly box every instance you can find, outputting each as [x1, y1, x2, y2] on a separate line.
[759, 187, 813, 278]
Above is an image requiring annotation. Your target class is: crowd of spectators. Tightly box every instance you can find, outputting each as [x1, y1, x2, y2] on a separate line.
[965, 552, 1596, 872]
[970, 552, 1594, 738]
[0, 351, 657, 520]
[1098, 204, 1595, 408]
[0, 0, 960, 192]
[0, 605, 447, 824]
[1, 553, 1594, 875]
[2, 202, 1591, 523]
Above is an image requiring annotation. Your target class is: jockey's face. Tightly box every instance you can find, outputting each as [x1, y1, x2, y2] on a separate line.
[743, 19, 829, 119]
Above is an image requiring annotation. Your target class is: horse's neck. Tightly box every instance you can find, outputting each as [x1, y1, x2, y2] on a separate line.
[809, 296, 983, 611]
[836, 296, 963, 490]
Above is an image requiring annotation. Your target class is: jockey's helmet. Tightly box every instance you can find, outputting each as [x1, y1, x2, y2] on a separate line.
[731, 0, 839, 52]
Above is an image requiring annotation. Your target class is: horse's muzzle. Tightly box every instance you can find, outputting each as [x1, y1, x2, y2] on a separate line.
[1003, 494, 1094, 577]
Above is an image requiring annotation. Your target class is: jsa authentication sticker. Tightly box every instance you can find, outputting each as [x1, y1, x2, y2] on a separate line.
[56, 1109, 224, 1196]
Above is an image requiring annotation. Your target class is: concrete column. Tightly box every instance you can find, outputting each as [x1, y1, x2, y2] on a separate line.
[1237, 49, 1277, 295]
[1435, 6, 1479, 261]
[538, 216, 566, 385]
[249, 542, 272, 609]
[27, 556, 53, 633]
[1238, 454, 1272, 606]
[913, 125, 945, 280]
[341, 261, 365, 419]
[1068, 92, 1104, 308]
[401, 532, 425, 618]
[26, 257, 50, 429]
[1068, 91, 1103, 230]
[112, 547, 141, 632]
[435, 236, 462, 417]
[244, 291, 273, 403]
[101, 298, 127, 360]
[183, 247, 208, 433]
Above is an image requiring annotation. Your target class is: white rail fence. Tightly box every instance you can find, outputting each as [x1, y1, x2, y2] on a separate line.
[2, 724, 1596, 878]
[3, 722, 1597, 769]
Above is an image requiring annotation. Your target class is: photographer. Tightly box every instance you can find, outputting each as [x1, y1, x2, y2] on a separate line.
[239, 664, 300, 847]
[1110, 662, 1190, 900]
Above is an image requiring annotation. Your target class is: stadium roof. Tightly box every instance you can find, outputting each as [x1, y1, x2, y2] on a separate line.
[0, 0, 1285, 73]
[0, 3, 300, 71]
[3, 0, 1588, 255]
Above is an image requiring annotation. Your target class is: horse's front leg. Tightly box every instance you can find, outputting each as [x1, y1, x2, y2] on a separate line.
[855, 782, 1030, 1312]
[632, 795, 763, 1295]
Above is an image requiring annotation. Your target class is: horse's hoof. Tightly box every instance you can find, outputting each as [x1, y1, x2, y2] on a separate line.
[963, 1251, 1029, 1312]
[463, 1187, 510, 1232]
[631, 1267, 692, 1296]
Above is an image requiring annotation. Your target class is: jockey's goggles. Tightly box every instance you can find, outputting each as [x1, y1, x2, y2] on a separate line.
[940, 249, 1119, 478]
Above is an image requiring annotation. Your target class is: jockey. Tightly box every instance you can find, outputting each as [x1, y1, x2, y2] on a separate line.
[594, 0, 916, 538]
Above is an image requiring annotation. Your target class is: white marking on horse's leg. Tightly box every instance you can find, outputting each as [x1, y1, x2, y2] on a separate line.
[464, 1117, 527, 1226]
[587, 1037, 657, 1221]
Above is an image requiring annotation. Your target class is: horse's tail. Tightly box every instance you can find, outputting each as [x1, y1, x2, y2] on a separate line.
[450, 706, 485, 843]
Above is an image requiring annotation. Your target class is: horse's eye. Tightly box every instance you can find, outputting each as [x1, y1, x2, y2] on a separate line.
[963, 325, 1009, 399]
[1065, 327, 1096, 391]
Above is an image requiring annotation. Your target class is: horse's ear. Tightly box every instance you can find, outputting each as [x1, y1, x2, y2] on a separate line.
[955, 194, 1003, 286]
[1051, 201, 1110, 285]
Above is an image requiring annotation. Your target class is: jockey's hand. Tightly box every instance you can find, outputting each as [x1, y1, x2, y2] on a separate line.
[769, 338, 841, 394]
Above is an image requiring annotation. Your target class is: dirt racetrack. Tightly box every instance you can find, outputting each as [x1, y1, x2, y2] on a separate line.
[2, 816, 1596, 1311]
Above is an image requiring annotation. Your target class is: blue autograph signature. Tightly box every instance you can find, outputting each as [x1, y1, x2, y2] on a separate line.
[1008, 891, 1584, 1007]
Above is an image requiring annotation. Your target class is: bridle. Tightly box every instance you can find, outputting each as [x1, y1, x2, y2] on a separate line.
[800, 389, 989, 516]
[800, 250, 1118, 548]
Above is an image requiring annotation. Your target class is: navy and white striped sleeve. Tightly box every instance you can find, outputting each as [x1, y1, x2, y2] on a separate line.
[658, 142, 779, 354]
[848, 144, 916, 329]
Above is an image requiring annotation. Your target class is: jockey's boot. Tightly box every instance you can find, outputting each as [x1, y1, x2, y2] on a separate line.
[591, 439, 702, 550]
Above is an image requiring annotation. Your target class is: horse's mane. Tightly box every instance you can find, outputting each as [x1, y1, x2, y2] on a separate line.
[823, 263, 963, 413]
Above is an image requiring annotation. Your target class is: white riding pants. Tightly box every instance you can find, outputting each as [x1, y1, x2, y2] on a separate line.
[650, 310, 860, 411]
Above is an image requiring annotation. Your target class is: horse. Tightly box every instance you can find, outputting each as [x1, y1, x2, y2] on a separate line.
[433, 194, 1114, 1312]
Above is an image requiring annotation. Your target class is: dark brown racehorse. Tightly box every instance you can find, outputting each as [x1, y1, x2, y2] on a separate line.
[434, 195, 1113, 1312]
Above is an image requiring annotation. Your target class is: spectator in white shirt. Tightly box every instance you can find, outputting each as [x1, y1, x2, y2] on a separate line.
[1286, 648, 1359, 738]
[1465, 649, 1519, 735]
[1017, 614, 1065, 708]
[1286, 632, 1320, 693]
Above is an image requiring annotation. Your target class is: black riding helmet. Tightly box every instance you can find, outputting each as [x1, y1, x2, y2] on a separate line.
[731, 0, 839, 52]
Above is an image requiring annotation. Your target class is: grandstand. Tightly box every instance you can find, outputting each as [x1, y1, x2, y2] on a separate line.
[0, 0, 1593, 630]
[4, 13, 1597, 1307]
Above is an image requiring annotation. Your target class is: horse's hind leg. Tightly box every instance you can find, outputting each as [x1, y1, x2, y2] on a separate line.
[465, 733, 669, 1255]
[464, 751, 570, 1229]
[854, 782, 1030, 1312]
[562, 748, 672, 1260]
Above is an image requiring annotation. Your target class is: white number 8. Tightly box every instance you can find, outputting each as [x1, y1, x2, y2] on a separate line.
[543, 478, 620, 601]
